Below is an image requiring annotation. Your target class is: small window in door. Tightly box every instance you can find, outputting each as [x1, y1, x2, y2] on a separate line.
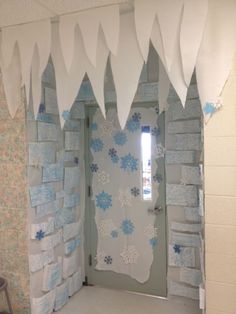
[141, 126, 152, 201]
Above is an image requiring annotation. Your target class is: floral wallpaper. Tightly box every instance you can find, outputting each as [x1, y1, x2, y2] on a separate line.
[90, 107, 162, 283]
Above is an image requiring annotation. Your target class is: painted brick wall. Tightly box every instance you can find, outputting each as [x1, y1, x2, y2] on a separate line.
[204, 57, 236, 314]
[0, 75, 30, 313]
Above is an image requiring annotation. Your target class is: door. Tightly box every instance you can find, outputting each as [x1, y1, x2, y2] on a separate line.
[85, 104, 167, 297]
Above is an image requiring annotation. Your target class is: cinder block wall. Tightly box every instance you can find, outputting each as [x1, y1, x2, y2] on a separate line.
[204, 57, 236, 314]
[0, 75, 30, 313]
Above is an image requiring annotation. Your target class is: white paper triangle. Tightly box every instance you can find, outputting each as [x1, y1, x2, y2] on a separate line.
[110, 12, 144, 129]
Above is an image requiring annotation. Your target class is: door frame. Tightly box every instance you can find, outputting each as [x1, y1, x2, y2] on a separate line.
[84, 102, 167, 297]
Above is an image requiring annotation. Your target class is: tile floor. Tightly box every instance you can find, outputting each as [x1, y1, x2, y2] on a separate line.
[58, 286, 201, 314]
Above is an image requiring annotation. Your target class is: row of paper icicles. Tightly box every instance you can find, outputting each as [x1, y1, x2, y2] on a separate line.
[0, 0, 236, 127]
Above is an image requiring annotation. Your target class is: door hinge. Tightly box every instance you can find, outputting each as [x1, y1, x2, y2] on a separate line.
[89, 254, 92, 266]
[86, 116, 90, 128]
[88, 185, 91, 197]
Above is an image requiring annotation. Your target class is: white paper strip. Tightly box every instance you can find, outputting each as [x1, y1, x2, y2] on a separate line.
[171, 222, 202, 233]
[67, 268, 83, 297]
[63, 221, 81, 242]
[180, 267, 202, 287]
[63, 252, 78, 279]
[42, 262, 62, 291]
[169, 280, 199, 300]
[41, 231, 62, 251]
[29, 250, 54, 273]
[31, 290, 55, 314]
[110, 12, 144, 129]
[199, 284, 205, 309]
[171, 231, 201, 248]
[54, 281, 69, 311]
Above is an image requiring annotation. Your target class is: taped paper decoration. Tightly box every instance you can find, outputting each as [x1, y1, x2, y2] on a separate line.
[31, 289, 55, 314]
[42, 262, 62, 291]
[29, 250, 54, 273]
[110, 12, 144, 129]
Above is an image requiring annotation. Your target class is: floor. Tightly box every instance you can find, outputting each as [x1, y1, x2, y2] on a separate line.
[58, 286, 201, 314]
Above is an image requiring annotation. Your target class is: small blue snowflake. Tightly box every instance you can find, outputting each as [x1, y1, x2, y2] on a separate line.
[126, 118, 140, 132]
[91, 122, 98, 131]
[120, 153, 138, 172]
[173, 244, 182, 254]
[90, 163, 99, 172]
[132, 112, 142, 122]
[111, 230, 118, 238]
[95, 191, 112, 211]
[90, 138, 104, 152]
[35, 229, 45, 241]
[74, 157, 79, 165]
[62, 110, 71, 121]
[121, 219, 134, 235]
[149, 237, 158, 248]
[111, 155, 119, 163]
[203, 102, 217, 116]
[131, 187, 140, 197]
[108, 148, 117, 158]
[104, 255, 113, 265]
[114, 131, 127, 146]
[153, 173, 163, 183]
[151, 127, 160, 137]
[38, 103, 46, 114]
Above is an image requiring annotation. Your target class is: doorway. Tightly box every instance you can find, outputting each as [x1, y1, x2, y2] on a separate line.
[85, 104, 167, 297]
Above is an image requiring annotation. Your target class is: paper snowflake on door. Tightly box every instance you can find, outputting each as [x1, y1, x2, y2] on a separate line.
[95, 191, 112, 211]
[144, 224, 158, 239]
[97, 171, 110, 185]
[118, 189, 132, 208]
[98, 219, 117, 237]
[120, 245, 139, 264]
[120, 153, 138, 172]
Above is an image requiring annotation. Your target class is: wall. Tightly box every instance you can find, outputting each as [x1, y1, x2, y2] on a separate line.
[0, 75, 30, 313]
[204, 57, 236, 314]
[27, 63, 85, 312]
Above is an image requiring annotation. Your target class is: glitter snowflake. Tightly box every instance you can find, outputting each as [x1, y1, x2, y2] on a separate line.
[151, 127, 160, 137]
[120, 153, 138, 172]
[203, 102, 217, 116]
[155, 143, 165, 158]
[98, 219, 117, 237]
[62, 110, 71, 121]
[100, 120, 115, 137]
[104, 255, 113, 265]
[111, 230, 119, 238]
[132, 112, 142, 122]
[149, 237, 158, 248]
[130, 187, 140, 197]
[173, 244, 182, 254]
[90, 138, 104, 152]
[144, 224, 158, 239]
[126, 118, 140, 132]
[118, 189, 132, 208]
[35, 229, 45, 241]
[121, 219, 134, 235]
[108, 148, 117, 158]
[120, 245, 139, 264]
[95, 191, 112, 211]
[114, 131, 127, 146]
[97, 171, 110, 185]
[90, 163, 99, 173]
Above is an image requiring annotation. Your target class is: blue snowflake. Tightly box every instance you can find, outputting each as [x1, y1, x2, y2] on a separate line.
[173, 244, 182, 254]
[35, 229, 45, 241]
[111, 230, 118, 238]
[74, 157, 79, 165]
[95, 191, 112, 211]
[38, 103, 46, 114]
[120, 153, 138, 172]
[91, 122, 98, 131]
[203, 102, 217, 116]
[132, 112, 142, 122]
[62, 110, 71, 121]
[151, 127, 160, 137]
[153, 173, 163, 183]
[114, 131, 127, 146]
[108, 148, 117, 158]
[126, 118, 140, 132]
[121, 219, 134, 235]
[90, 163, 99, 172]
[131, 187, 140, 197]
[149, 237, 158, 248]
[104, 255, 113, 265]
[90, 138, 104, 152]
[111, 155, 119, 163]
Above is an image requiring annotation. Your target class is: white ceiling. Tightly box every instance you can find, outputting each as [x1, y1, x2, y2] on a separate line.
[0, 0, 133, 28]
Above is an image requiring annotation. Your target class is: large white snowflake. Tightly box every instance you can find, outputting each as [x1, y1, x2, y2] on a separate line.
[117, 189, 132, 208]
[120, 245, 139, 264]
[144, 224, 158, 239]
[98, 219, 117, 237]
[97, 171, 110, 185]
[155, 143, 165, 158]
[100, 119, 115, 137]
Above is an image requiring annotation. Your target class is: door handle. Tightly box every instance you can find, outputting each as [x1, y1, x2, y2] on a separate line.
[148, 206, 163, 215]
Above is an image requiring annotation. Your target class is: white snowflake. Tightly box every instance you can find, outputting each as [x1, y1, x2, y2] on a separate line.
[98, 219, 117, 237]
[118, 189, 132, 208]
[155, 143, 165, 158]
[97, 171, 110, 185]
[120, 245, 139, 264]
[100, 119, 115, 137]
[144, 224, 158, 239]
[95, 251, 106, 264]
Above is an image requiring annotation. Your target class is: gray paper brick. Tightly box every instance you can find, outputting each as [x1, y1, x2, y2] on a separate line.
[166, 184, 198, 206]
[181, 166, 201, 185]
[29, 143, 56, 166]
[184, 207, 201, 222]
[175, 134, 201, 151]
[168, 99, 202, 121]
[166, 151, 195, 164]
[38, 122, 58, 141]
[65, 132, 80, 151]
[168, 120, 201, 134]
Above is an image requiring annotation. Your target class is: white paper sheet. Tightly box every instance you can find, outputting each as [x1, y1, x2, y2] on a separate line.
[63, 251, 78, 279]
[31, 290, 55, 314]
[41, 231, 62, 251]
[29, 250, 54, 273]
[63, 221, 81, 242]
[42, 262, 62, 291]
[54, 281, 69, 311]
[168, 244, 195, 268]
[31, 217, 55, 240]
[67, 268, 83, 297]
[169, 280, 199, 300]
[180, 267, 202, 287]
[110, 12, 144, 129]
[171, 222, 202, 233]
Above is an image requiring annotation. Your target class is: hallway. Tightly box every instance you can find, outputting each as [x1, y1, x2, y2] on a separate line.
[58, 286, 201, 314]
